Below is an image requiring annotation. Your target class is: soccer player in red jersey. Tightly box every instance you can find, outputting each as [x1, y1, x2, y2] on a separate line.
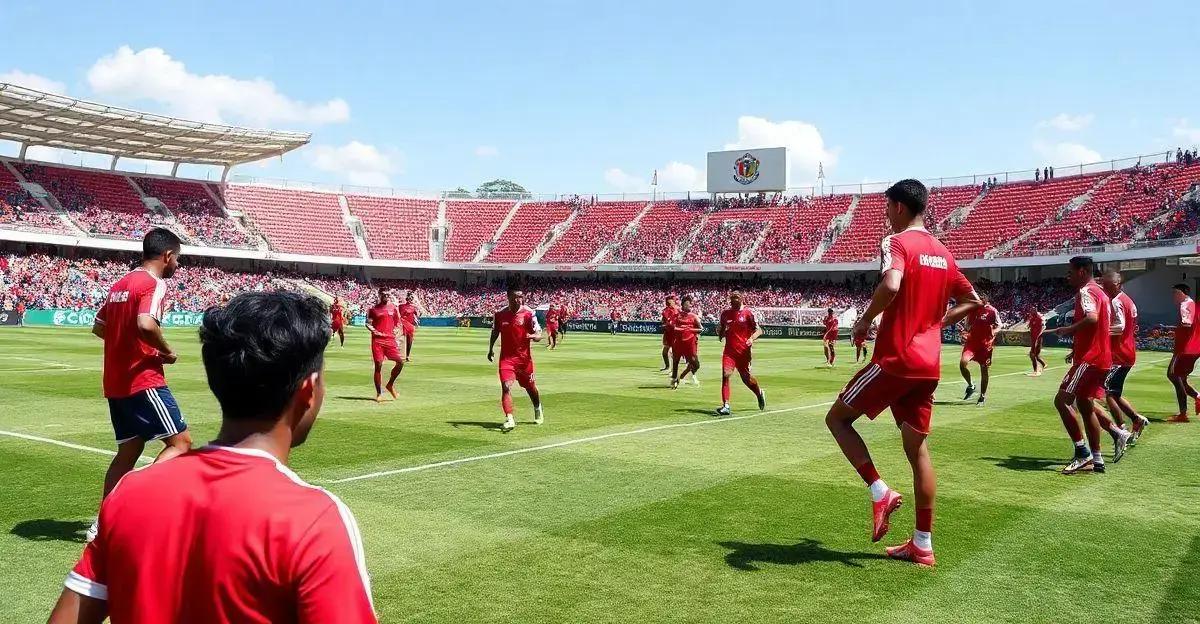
[488, 286, 544, 432]
[959, 293, 1000, 405]
[49, 292, 376, 624]
[610, 308, 621, 335]
[1026, 306, 1047, 376]
[1166, 283, 1200, 423]
[826, 180, 981, 567]
[716, 292, 765, 415]
[366, 288, 404, 403]
[1102, 271, 1150, 442]
[670, 294, 703, 389]
[397, 291, 420, 361]
[660, 295, 679, 371]
[822, 308, 839, 367]
[1053, 256, 1123, 474]
[545, 304, 560, 350]
[330, 295, 346, 347]
[86, 228, 193, 543]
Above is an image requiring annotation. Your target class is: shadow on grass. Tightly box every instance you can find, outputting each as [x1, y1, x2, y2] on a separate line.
[11, 519, 89, 543]
[674, 408, 719, 417]
[981, 455, 1061, 472]
[335, 396, 387, 402]
[637, 385, 675, 390]
[446, 420, 506, 431]
[719, 538, 887, 571]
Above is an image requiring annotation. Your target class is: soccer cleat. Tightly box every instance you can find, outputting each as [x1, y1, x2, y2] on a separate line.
[757, 390, 767, 411]
[1166, 413, 1191, 423]
[976, 395, 986, 406]
[690, 374, 700, 386]
[671, 379, 679, 390]
[533, 409, 544, 426]
[871, 490, 903, 542]
[85, 520, 99, 544]
[1112, 434, 1129, 463]
[715, 405, 732, 416]
[1131, 416, 1149, 443]
[1093, 462, 1106, 474]
[885, 539, 936, 567]
[963, 385, 975, 401]
[500, 418, 516, 433]
[1061, 456, 1094, 475]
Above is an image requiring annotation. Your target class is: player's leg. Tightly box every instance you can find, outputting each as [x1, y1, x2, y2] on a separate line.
[825, 395, 901, 543]
[385, 355, 404, 399]
[1167, 357, 1191, 420]
[670, 351, 682, 389]
[977, 361, 990, 404]
[336, 327, 345, 347]
[687, 354, 700, 383]
[661, 343, 670, 371]
[717, 356, 734, 415]
[405, 332, 414, 360]
[103, 437, 146, 498]
[738, 365, 765, 411]
[147, 387, 191, 463]
[1092, 398, 1130, 461]
[889, 423, 936, 566]
[1055, 379, 1091, 473]
[373, 360, 385, 402]
[1075, 392, 1106, 472]
[520, 369, 543, 425]
[500, 377, 518, 432]
[829, 341, 836, 366]
[1180, 359, 1200, 414]
[959, 351, 975, 399]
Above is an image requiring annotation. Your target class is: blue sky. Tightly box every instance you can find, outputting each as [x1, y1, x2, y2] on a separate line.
[1, 0, 1197, 195]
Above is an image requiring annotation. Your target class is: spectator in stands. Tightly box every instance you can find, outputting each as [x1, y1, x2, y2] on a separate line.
[1035, 168, 1040, 182]
[1044, 167, 1049, 181]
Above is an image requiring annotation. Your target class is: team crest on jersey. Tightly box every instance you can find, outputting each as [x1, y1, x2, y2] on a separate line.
[733, 153, 760, 185]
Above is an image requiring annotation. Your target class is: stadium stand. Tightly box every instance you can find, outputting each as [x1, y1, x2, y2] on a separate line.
[0, 164, 64, 233]
[753, 195, 852, 263]
[486, 201, 576, 262]
[822, 193, 889, 262]
[133, 177, 254, 249]
[346, 194, 438, 261]
[683, 199, 773, 263]
[541, 201, 646, 263]
[444, 200, 515, 262]
[18, 163, 159, 239]
[223, 185, 359, 257]
[610, 201, 704, 263]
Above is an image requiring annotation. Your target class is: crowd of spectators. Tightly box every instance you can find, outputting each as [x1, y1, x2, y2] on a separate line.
[973, 277, 1070, 324]
[0, 188, 62, 232]
[684, 220, 769, 263]
[135, 178, 255, 248]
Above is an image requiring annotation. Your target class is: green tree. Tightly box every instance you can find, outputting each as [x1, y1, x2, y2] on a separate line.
[476, 179, 529, 199]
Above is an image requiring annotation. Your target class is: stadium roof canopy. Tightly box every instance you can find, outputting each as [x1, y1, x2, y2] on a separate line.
[0, 83, 311, 168]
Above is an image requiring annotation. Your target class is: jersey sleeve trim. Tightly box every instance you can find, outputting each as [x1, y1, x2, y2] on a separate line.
[64, 570, 107, 600]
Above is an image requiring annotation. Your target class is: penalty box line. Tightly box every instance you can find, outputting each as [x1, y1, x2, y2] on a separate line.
[0, 430, 153, 463]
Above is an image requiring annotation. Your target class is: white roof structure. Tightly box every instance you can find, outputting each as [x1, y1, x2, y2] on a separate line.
[0, 83, 311, 168]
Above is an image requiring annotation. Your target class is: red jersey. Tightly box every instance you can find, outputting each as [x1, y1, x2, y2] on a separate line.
[1072, 280, 1112, 368]
[494, 305, 540, 362]
[367, 302, 400, 342]
[546, 308, 559, 326]
[610, 310, 620, 321]
[1028, 312, 1044, 338]
[1110, 291, 1138, 366]
[966, 304, 1000, 346]
[397, 302, 419, 330]
[330, 302, 344, 323]
[874, 227, 974, 379]
[823, 315, 839, 340]
[720, 307, 759, 355]
[662, 306, 679, 335]
[672, 311, 702, 349]
[96, 268, 169, 398]
[66, 446, 375, 624]
[1176, 298, 1199, 355]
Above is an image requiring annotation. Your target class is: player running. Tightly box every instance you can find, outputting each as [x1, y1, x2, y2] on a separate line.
[960, 293, 1000, 405]
[1053, 256, 1129, 474]
[825, 180, 981, 567]
[397, 291, 420, 361]
[1166, 283, 1199, 423]
[1103, 270, 1150, 442]
[545, 304, 560, 350]
[87, 228, 193, 543]
[660, 295, 679, 371]
[610, 308, 620, 335]
[330, 296, 347, 347]
[822, 308, 839, 367]
[716, 292, 765, 415]
[670, 294, 703, 389]
[366, 288, 405, 403]
[1026, 306, 1047, 376]
[488, 286, 544, 432]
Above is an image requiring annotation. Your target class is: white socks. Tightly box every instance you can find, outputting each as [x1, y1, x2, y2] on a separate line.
[868, 479, 889, 503]
[913, 530, 932, 551]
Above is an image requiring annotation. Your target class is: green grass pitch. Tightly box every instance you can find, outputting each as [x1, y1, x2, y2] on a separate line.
[1, 326, 1198, 623]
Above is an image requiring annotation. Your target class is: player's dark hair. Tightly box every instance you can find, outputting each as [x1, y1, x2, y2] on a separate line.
[1174, 283, 1191, 295]
[1069, 256, 1094, 272]
[143, 227, 181, 260]
[682, 294, 694, 303]
[200, 292, 331, 421]
[884, 179, 928, 215]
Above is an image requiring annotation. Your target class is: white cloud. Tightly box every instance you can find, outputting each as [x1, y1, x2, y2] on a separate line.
[474, 145, 498, 158]
[604, 167, 645, 193]
[307, 141, 399, 187]
[86, 46, 349, 127]
[1173, 119, 1200, 144]
[723, 115, 837, 186]
[0, 70, 66, 94]
[603, 160, 703, 193]
[1032, 140, 1101, 165]
[1037, 113, 1095, 132]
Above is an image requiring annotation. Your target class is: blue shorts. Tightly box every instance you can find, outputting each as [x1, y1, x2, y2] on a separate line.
[107, 387, 187, 443]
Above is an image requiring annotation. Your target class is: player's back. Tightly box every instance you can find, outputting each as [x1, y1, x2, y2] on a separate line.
[85, 446, 372, 623]
[99, 268, 167, 398]
[875, 227, 970, 379]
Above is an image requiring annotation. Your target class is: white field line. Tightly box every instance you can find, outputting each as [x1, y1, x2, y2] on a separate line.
[329, 358, 1172, 484]
[0, 430, 152, 463]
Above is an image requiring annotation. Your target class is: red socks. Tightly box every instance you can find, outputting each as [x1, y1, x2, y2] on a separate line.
[855, 461, 881, 486]
[916, 507, 934, 533]
[373, 370, 382, 394]
[501, 393, 514, 415]
[721, 378, 731, 402]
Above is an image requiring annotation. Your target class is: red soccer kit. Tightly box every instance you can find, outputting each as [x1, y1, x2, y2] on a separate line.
[839, 226, 974, 435]
[64, 446, 375, 624]
[662, 306, 679, 347]
[962, 304, 1000, 365]
[330, 302, 345, 330]
[1028, 311, 1045, 354]
[720, 307, 759, 372]
[367, 302, 401, 363]
[823, 315, 839, 342]
[672, 311, 702, 359]
[95, 268, 169, 398]
[397, 302, 419, 339]
[545, 308, 559, 335]
[1110, 291, 1138, 367]
[495, 306, 540, 387]
[1059, 280, 1112, 397]
[1170, 297, 1200, 376]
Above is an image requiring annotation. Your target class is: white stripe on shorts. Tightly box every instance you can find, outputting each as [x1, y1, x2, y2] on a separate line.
[1066, 363, 1089, 393]
[844, 364, 882, 403]
[146, 388, 175, 436]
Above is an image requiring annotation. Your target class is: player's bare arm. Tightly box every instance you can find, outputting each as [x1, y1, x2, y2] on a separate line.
[943, 291, 983, 327]
[1053, 310, 1098, 337]
[137, 314, 177, 364]
[365, 320, 382, 339]
[487, 326, 500, 361]
[855, 269, 901, 341]
[746, 325, 764, 347]
[529, 328, 544, 343]
[90, 318, 105, 339]
[48, 589, 107, 624]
